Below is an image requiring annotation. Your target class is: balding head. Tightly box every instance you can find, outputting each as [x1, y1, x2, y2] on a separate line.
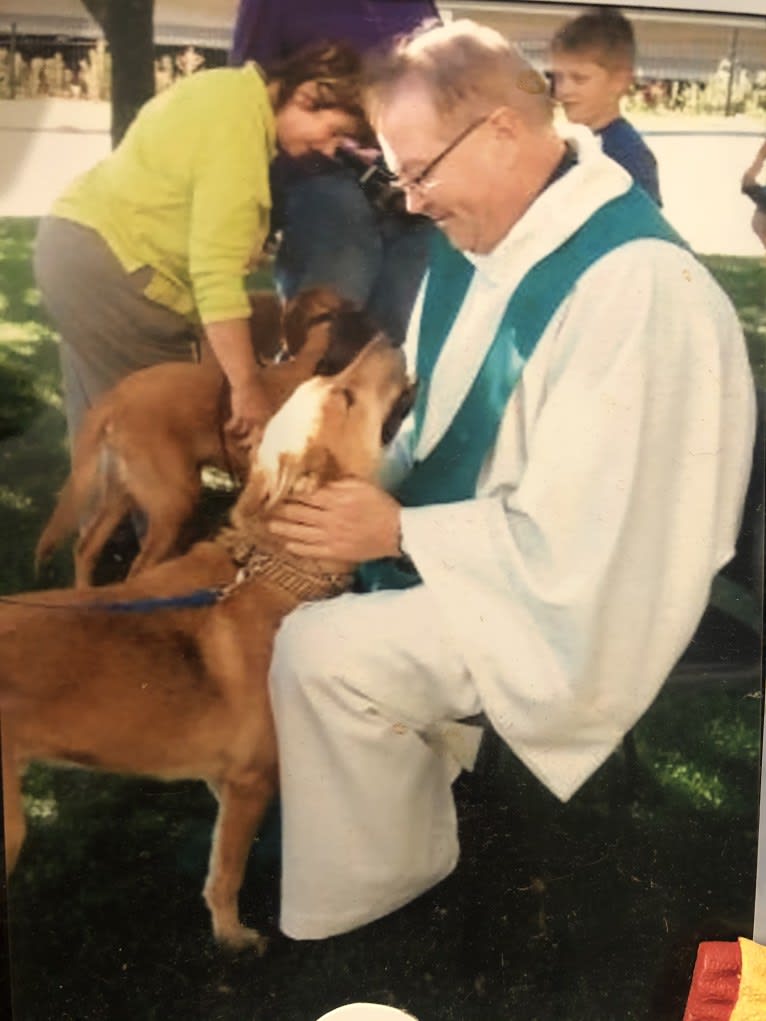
[364, 19, 552, 136]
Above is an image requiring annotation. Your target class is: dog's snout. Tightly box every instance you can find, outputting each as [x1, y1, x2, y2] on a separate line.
[315, 303, 380, 376]
[382, 381, 418, 446]
[360, 332, 407, 368]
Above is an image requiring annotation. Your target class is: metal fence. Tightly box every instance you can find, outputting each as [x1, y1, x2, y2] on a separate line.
[1, 15, 764, 116]
[0, 29, 228, 101]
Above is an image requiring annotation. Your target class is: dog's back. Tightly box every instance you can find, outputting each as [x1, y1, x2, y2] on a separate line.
[35, 288, 382, 585]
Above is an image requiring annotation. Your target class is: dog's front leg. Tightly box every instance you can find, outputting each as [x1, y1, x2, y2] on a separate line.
[1, 722, 26, 875]
[203, 769, 277, 953]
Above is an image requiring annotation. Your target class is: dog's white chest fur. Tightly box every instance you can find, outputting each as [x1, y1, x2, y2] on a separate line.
[256, 379, 328, 496]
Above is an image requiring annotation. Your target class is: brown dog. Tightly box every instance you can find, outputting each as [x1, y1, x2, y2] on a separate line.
[1, 336, 415, 951]
[242, 288, 283, 363]
[35, 287, 376, 586]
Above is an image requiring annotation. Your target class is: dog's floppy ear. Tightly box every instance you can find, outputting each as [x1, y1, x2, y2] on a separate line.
[247, 290, 283, 362]
[282, 286, 343, 357]
[282, 295, 312, 357]
[277, 445, 341, 503]
[314, 303, 381, 376]
[233, 445, 341, 522]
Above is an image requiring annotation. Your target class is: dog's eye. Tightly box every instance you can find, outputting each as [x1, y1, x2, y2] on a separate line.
[338, 387, 355, 408]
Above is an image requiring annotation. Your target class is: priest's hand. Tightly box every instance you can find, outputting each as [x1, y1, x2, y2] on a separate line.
[268, 479, 401, 563]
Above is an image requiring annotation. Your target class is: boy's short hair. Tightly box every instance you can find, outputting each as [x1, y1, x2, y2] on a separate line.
[550, 7, 636, 72]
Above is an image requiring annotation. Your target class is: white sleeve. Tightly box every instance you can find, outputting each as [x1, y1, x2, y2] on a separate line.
[400, 240, 755, 800]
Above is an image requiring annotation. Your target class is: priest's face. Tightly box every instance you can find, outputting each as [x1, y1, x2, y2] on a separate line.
[377, 85, 518, 255]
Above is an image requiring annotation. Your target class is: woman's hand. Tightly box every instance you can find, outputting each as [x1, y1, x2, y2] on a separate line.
[227, 379, 271, 442]
[204, 318, 271, 440]
[268, 479, 401, 563]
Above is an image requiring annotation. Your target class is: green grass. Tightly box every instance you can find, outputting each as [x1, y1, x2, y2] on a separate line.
[0, 219, 73, 594]
[704, 254, 766, 387]
[0, 216, 762, 1021]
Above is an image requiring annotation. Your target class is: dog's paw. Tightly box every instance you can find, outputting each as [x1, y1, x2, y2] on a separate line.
[218, 925, 269, 956]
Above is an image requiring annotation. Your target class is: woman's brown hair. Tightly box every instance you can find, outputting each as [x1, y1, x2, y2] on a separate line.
[265, 40, 370, 138]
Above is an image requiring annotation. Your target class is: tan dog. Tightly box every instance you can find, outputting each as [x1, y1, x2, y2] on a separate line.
[36, 287, 375, 586]
[1, 336, 415, 952]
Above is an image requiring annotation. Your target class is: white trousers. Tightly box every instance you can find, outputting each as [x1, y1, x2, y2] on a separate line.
[269, 585, 483, 940]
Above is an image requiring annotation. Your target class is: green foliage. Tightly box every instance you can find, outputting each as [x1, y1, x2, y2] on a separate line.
[0, 217, 763, 1020]
[701, 254, 766, 388]
[0, 219, 71, 592]
[0, 219, 57, 344]
[634, 688, 761, 816]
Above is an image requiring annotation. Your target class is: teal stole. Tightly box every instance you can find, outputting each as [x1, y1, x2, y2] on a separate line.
[358, 185, 686, 592]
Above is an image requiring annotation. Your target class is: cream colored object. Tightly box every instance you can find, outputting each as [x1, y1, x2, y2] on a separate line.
[316, 1005, 417, 1021]
[730, 937, 766, 1021]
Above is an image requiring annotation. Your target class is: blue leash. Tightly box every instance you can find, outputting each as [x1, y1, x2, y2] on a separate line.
[81, 588, 223, 612]
[0, 587, 223, 613]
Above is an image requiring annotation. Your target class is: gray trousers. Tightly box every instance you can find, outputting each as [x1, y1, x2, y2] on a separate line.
[34, 216, 199, 444]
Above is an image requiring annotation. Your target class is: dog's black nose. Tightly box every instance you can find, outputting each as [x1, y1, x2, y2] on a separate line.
[315, 304, 382, 377]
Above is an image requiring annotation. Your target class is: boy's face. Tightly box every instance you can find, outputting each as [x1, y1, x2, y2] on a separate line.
[550, 51, 631, 131]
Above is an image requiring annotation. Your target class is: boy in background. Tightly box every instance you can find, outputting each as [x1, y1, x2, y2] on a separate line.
[550, 6, 661, 205]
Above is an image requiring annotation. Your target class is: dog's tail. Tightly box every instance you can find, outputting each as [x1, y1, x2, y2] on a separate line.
[34, 474, 80, 569]
[34, 403, 111, 570]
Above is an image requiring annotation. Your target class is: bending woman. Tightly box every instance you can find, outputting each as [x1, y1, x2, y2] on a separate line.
[34, 43, 366, 445]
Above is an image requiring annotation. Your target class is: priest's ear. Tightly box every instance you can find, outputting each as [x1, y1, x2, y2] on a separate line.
[486, 106, 521, 141]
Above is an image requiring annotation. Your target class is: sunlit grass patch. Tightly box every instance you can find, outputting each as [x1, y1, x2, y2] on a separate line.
[652, 751, 728, 809]
[634, 686, 761, 819]
[708, 709, 762, 759]
[0, 319, 56, 343]
[701, 254, 766, 386]
[24, 794, 59, 823]
[0, 485, 34, 511]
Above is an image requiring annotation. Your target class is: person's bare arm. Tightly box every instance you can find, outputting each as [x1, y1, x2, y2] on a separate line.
[742, 138, 766, 188]
[205, 318, 271, 438]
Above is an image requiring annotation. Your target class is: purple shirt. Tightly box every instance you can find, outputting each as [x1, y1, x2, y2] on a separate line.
[230, 0, 440, 67]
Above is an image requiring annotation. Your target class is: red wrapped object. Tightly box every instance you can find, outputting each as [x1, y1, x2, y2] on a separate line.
[684, 939, 766, 1021]
[683, 941, 741, 1021]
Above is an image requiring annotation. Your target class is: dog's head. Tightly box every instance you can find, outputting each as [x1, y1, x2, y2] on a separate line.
[248, 286, 383, 373]
[282, 286, 383, 376]
[282, 286, 345, 357]
[232, 335, 416, 522]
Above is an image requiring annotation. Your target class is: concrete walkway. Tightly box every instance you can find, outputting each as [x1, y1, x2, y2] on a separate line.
[0, 98, 112, 218]
[0, 98, 764, 256]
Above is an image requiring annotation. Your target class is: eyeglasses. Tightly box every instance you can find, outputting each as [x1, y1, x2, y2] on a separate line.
[389, 113, 492, 198]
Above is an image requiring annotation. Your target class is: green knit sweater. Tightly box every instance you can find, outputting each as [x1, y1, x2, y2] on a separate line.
[53, 65, 276, 325]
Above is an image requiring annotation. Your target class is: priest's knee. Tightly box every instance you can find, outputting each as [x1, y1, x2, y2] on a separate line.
[269, 596, 366, 715]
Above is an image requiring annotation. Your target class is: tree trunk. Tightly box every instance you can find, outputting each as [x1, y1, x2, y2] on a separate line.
[82, 0, 155, 147]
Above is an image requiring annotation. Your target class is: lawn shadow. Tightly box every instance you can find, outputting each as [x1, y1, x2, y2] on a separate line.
[5, 684, 760, 1021]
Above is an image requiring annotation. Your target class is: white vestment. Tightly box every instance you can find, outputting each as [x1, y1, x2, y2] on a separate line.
[269, 128, 756, 939]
